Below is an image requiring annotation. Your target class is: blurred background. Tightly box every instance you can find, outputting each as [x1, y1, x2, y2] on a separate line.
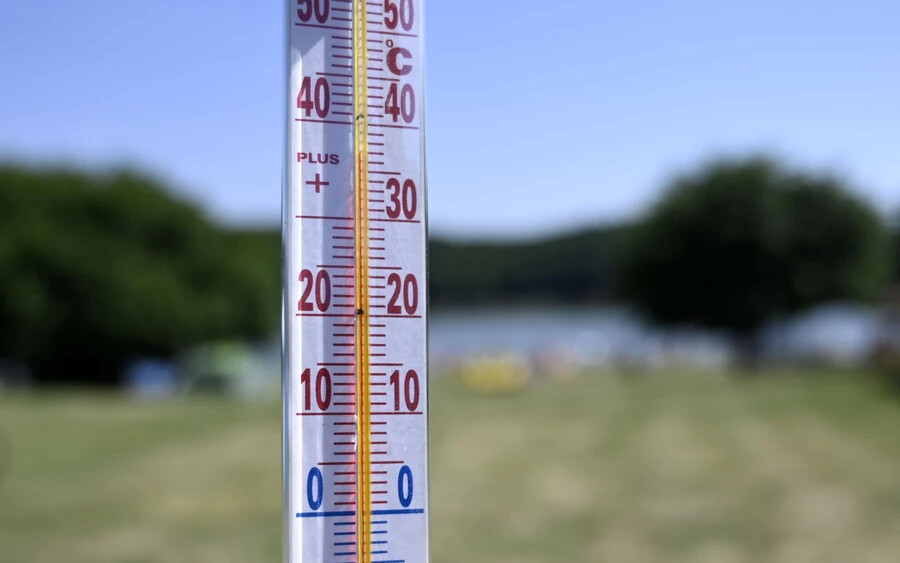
[2, 1, 900, 562]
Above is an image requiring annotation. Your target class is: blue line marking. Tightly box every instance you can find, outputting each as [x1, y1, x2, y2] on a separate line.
[296, 508, 424, 518]
[297, 510, 356, 518]
[334, 532, 354, 536]
[372, 560, 405, 563]
[334, 521, 356, 526]
[334, 552, 356, 556]
[372, 520, 388, 525]
[373, 550, 388, 555]
[334, 542, 354, 546]
[371, 508, 425, 516]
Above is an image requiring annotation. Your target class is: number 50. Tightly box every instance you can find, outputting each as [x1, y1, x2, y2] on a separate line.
[298, 0, 329, 23]
[384, 0, 414, 31]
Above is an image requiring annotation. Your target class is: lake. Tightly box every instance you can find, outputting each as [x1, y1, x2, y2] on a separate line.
[428, 303, 881, 369]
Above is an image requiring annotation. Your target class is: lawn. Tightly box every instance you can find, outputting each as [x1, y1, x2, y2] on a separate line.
[1, 372, 899, 562]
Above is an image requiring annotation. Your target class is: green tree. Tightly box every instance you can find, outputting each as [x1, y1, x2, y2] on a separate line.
[891, 212, 900, 284]
[429, 226, 630, 306]
[621, 156, 889, 362]
[0, 164, 279, 385]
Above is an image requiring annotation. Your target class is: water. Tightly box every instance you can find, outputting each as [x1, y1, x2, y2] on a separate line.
[428, 303, 881, 368]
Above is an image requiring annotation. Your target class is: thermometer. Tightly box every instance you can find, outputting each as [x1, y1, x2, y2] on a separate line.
[283, 1, 429, 562]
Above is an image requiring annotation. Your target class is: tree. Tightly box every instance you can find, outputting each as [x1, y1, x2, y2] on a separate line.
[891, 212, 900, 284]
[429, 226, 630, 306]
[0, 164, 279, 385]
[621, 156, 889, 362]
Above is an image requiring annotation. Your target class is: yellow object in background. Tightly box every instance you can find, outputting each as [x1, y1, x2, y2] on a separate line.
[451, 354, 532, 395]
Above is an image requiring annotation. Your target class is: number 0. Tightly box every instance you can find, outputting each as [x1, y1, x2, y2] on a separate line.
[307, 467, 324, 510]
[398, 465, 413, 507]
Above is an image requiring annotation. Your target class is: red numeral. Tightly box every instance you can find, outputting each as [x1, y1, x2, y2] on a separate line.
[298, 0, 329, 23]
[299, 269, 331, 312]
[383, 0, 413, 31]
[298, 77, 331, 118]
[390, 369, 420, 411]
[301, 368, 333, 411]
[386, 178, 417, 219]
[387, 273, 418, 315]
[385, 83, 415, 123]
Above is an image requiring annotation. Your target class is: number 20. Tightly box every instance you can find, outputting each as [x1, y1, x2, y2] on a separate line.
[299, 269, 331, 312]
[387, 273, 418, 315]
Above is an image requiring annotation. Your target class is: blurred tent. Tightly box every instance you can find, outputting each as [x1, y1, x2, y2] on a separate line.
[122, 358, 178, 399]
[0, 360, 31, 391]
[177, 340, 279, 398]
[763, 304, 880, 366]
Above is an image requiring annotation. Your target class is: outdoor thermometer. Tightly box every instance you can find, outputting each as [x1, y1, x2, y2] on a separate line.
[282, 0, 429, 562]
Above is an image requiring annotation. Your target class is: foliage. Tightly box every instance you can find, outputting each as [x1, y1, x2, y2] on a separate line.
[0, 164, 279, 385]
[1, 157, 894, 383]
[892, 213, 900, 284]
[621, 156, 889, 341]
[429, 226, 630, 306]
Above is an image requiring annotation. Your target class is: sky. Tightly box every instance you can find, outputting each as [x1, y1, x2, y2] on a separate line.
[1, 1, 898, 238]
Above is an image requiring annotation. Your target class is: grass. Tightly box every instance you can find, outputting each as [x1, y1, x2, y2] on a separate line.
[1, 372, 900, 562]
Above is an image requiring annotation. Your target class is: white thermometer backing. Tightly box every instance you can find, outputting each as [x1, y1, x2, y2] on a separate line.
[283, 1, 429, 562]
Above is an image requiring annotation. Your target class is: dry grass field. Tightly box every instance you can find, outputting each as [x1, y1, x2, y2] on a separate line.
[1, 372, 899, 562]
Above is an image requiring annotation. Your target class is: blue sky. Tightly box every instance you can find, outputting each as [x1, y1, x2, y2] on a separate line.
[1, 1, 898, 238]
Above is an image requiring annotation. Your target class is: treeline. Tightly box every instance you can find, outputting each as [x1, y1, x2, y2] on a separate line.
[0, 165, 280, 385]
[2, 160, 898, 384]
[429, 226, 632, 306]
[210, 226, 636, 307]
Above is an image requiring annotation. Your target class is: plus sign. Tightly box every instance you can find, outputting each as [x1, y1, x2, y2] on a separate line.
[306, 173, 330, 193]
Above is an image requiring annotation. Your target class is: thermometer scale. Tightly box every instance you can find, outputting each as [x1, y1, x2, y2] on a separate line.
[283, 1, 429, 562]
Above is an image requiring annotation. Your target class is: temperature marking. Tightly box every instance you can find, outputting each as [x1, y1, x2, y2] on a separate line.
[285, 0, 428, 562]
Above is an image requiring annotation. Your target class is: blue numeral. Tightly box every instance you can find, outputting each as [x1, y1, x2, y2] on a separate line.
[307, 467, 324, 510]
[398, 465, 413, 507]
